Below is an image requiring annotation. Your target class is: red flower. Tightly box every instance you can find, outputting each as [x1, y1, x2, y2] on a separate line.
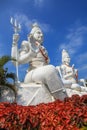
[0, 95, 87, 129]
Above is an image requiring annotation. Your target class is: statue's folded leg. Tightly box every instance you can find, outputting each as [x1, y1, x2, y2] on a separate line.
[24, 65, 68, 100]
[44, 65, 68, 100]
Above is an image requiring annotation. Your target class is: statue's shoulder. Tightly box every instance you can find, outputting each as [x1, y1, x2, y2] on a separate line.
[60, 64, 67, 70]
[21, 40, 29, 47]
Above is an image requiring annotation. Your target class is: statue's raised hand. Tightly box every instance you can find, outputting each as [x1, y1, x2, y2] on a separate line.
[13, 34, 19, 43]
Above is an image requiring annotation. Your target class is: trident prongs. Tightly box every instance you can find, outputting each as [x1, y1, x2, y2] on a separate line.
[10, 17, 21, 34]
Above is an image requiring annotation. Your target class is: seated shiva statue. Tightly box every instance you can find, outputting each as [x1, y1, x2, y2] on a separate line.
[56, 49, 87, 92]
[11, 23, 67, 102]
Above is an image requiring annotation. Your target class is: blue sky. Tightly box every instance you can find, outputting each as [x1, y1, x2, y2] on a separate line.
[0, 0, 87, 81]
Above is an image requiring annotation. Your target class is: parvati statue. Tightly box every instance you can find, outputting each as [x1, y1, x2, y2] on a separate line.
[56, 49, 87, 92]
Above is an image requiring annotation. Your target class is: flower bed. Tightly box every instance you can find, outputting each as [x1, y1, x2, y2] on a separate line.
[0, 95, 87, 130]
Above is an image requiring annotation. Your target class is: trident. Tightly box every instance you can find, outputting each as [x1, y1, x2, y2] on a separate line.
[10, 17, 21, 34]
[10, 17, 21, 83]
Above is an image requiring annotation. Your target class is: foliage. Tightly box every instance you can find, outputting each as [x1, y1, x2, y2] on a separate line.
[0, 56, 17, 98]
[0, 95, 87, 130]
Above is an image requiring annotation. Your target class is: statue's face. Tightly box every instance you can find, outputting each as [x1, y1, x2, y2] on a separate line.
[64, 56, 70, 64]
[33, 29, 43, 43]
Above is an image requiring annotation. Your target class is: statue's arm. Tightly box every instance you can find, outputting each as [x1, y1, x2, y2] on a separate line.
[18, 46, 36, 64]
[63, 72, 74, 79]
[11, 34, 19, 65]
[61, 66, 75, 79]
[11, 34, 36, 65]
[74, 69, 78, 82]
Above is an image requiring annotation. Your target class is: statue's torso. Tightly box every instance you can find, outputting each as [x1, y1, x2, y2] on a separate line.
[29, 50, 49, 69]
[20, 41, 49, 70]
[21, 42, 50, 70]
[60, 64, 76, 83]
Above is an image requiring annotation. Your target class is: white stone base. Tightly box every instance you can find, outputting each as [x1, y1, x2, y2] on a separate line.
[17, 83, 55, 106]
[0, 85, 15, 103]
[66, 88, 87, 97]
[1, 84, 87, 106]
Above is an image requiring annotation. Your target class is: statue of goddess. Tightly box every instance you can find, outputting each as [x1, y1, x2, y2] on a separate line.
[56, 49, 87, 92]
[11, 23, 67, 101]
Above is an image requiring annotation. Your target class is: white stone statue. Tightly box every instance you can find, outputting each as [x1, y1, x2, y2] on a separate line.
[56, 49, 87, 93]
[11, 23, 67, 105]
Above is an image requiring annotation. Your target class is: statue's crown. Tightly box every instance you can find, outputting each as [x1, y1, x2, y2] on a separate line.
[30, 22, 41, 35]
[62, 49, 70, 63]
[31, 23, 39, 28]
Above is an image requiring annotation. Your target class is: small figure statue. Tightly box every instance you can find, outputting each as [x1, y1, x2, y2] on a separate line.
[11, 23, 67, 101]
[56, 49, 87, 92]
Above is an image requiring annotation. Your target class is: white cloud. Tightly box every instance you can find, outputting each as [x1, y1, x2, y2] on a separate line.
[58, 23, 87, 78]
[77, 52, 87, 64]
[13, 13, 50, 33]
[38, 23, 51, 33]
[76, 52, 87, 77]
[13, 14, 32, 32]
[11, 0, 44, 8]
[34, 0, 44, 7]
[59, 25, 87, 55]
[79, 64, 87, 72]
[77, 64, 87, 79]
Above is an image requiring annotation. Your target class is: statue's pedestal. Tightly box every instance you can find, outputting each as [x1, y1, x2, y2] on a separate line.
[17, 83, 54, 106]
[0, 85, 15, 103]
[66, 88, 87, 97]
[1, 83, 87, 106]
